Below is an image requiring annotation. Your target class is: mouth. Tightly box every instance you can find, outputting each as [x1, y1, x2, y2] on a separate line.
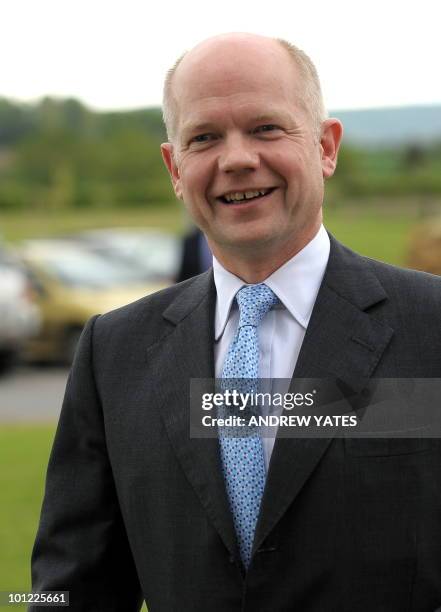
[217, 187, 276, 205]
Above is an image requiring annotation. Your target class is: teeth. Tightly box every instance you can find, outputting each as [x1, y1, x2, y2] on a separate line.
[224, 189, 269, 202]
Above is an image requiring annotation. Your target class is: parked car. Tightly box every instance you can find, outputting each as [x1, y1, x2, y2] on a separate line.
[18, 240, 167, 363]
[68, 228, 180, 283]
[0, 248, 40, 371]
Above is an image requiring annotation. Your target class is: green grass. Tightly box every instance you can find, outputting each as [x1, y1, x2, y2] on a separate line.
[0, 203, 184, 242]
[324, 205, 416, 266]
[0, 426, 55, 609]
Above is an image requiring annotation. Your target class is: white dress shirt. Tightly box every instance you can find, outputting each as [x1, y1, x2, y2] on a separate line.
[213, 225, 330, 470]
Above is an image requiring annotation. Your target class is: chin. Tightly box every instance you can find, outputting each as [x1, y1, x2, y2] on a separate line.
[224, 230, 282, 253]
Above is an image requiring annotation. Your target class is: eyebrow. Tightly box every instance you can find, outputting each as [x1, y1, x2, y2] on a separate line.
[253, 114, 280, 122]
[181, 122, 217, 137]
[252, 111, 292, 123]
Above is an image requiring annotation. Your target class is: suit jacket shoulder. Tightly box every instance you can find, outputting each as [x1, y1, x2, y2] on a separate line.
[321, 236, 441, 377]
[92, 269, 215, 351]
[327, 234, 441, 315]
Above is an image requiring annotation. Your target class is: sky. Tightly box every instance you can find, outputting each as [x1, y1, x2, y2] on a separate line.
[2, 0, 441, 112]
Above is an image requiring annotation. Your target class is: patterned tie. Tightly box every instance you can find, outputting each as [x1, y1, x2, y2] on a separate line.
[219, 283, 279, 569]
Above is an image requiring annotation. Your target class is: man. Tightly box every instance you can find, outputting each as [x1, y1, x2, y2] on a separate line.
[31, 33, 441, 611]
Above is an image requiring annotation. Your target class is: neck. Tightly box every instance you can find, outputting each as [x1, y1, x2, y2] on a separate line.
[210, 226, 321, 284]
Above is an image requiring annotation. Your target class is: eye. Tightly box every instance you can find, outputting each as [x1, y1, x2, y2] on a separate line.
[190, 133, 216, 144]
[253, 124, 281, 134]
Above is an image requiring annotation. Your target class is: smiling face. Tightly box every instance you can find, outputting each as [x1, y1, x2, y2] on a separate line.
[161, 35, 342, 275]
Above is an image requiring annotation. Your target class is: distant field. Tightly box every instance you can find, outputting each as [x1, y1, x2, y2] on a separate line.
[0, 199, 425, 266]
[0, 203, 185, 242]
[324, 205, 417, 266]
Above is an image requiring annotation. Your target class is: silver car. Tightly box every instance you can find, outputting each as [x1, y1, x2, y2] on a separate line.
[0, 251, 40, 371]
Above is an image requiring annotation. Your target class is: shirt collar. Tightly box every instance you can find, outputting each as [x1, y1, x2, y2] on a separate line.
[213, 224, 330, 340]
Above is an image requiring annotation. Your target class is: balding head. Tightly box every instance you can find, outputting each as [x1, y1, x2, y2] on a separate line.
[162, 33, 327, 143]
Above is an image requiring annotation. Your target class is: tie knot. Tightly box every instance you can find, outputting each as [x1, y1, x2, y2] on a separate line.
[236, 284, 279, 328]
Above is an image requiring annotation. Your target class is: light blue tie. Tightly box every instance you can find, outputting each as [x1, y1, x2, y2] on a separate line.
[219, 283, 279, 569]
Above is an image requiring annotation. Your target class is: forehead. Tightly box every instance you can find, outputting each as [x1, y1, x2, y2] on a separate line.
[172, 42, 304, 129]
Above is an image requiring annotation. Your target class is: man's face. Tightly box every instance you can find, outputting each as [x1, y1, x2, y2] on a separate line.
[162, 37, 341, 263]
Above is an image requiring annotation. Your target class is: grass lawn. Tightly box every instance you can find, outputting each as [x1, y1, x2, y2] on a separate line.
[324, 205, 416, 266]
[0, 426, 55, 609]
[0, 203, 184, 243]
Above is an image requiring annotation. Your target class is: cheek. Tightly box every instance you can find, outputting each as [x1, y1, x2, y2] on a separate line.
[180, 153, 216, 194]
[179, 163, 194, 192]
[267, 149, 303, 181]
[287, 153, 322, 188]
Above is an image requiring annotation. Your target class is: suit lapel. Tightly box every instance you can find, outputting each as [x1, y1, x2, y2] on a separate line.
[145, 271, 239, 560]
[253, 236, 395, 553]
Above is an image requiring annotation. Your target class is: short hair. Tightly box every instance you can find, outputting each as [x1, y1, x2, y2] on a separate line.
[162, 52, 186, 143]
[275, 39, 328, 136]
[162, 37, 327, 143]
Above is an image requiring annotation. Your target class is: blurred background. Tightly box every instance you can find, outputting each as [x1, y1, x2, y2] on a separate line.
[1, 0, 441, 607]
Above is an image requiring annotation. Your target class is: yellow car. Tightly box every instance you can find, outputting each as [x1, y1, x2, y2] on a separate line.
[19, 240, 167, 363]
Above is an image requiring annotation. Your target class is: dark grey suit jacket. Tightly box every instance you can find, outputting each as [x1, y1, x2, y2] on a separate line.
[31, 236, 441, 611]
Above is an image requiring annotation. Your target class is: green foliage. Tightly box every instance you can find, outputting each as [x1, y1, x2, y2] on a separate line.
[0, 97, 171, 211]
[0, 99, 38, 145]
[332, 143, 441, 199]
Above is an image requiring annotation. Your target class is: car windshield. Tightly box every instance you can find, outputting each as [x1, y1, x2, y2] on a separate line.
[38, 250, 144, 288]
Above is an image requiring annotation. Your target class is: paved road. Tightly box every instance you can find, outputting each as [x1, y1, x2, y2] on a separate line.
[0, 365, 69, 422]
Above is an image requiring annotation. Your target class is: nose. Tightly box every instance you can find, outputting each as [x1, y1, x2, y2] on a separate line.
[217, 134, 259, 173]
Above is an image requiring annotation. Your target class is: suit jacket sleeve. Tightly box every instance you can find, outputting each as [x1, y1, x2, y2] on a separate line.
[30, 316, 143, 612]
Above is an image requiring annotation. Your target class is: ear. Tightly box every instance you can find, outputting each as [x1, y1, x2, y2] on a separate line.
[161, 143, 183, 200]
[319, 119, 343, 179]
